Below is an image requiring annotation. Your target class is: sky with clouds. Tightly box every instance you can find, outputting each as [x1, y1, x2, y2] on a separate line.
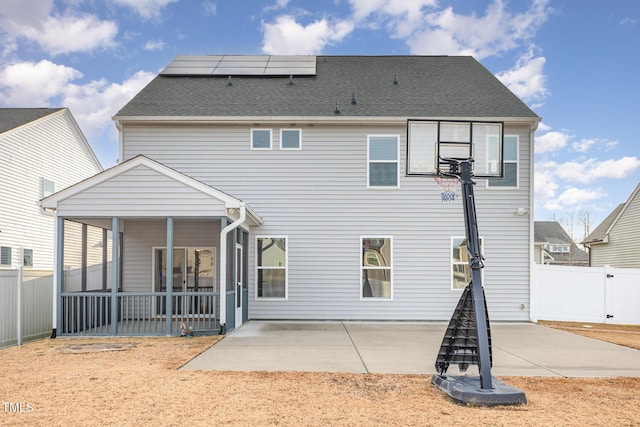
[1, 0, 638, 238]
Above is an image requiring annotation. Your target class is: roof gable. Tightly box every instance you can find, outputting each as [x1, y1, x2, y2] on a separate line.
[583, 182, 640, 245]
[115, 56, 539, 120]
[41, 155, 262, 224]
[0, 108, 64, 134]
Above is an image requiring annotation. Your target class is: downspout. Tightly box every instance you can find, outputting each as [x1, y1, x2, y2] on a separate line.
[219, 203, 246, 334]
[529, 120, 538, 322]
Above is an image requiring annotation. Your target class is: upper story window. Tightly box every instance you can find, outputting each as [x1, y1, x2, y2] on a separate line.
[280, 129, 301, 150]
[43, 178, 56, 197]
[1, 246, 11, 266]
[251, 129, 272, 150]
[487, 135, 518, 188]
[368, 135, 399, 188]
[549, 244, 570, 253]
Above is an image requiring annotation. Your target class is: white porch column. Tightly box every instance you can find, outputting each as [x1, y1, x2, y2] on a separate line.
[111, 217, 120, 335]
[53, 216, 64, 337]
[166, 217, 174, 335]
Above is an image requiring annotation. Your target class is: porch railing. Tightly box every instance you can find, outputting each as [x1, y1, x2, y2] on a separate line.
[59, 291, 219, 336]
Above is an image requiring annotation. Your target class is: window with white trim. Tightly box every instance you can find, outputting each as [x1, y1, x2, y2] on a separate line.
[251, 129, 272, 149]
[280, 129, 301, 149]
[488, 135, 518, 188]
[43, 178, 55, 197]
[256, 237, 287, 298]
[451, 237, 484, 290]
[1, 246, 11, 266]
[23, 249, 33, 267]
[368, 135, 399, 187]
[361, 237, 392, 299]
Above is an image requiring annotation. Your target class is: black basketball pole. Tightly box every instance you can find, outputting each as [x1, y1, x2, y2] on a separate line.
[431, 158, 526, 406]
[459, 160, 493, 389]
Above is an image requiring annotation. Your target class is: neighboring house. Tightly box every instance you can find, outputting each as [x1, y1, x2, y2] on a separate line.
[0, 108, 102, 271]
[582, 182, 640, 267]
[41, 55, 539, 336]
[533, 221, 588, 266]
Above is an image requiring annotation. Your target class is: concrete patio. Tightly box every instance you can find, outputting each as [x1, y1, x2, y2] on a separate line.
[182, 321, 640, 377]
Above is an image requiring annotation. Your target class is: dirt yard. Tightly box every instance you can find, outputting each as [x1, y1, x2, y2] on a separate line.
[1, 323, 639, 426]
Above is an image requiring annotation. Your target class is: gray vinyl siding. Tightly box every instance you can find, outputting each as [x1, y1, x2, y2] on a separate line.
[0, 110, 101, 270]
[590, 190, 640, 268]
[121, 123, 532, 321]
[56, 164, 227, 218]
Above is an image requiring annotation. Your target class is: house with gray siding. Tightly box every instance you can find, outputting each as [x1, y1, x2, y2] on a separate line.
[41, 55, 539, 336]
[0, 108, 102, 270]
[582, 182, 640, 267]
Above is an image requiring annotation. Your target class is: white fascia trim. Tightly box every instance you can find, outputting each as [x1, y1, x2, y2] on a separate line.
[114, 115, 541, 126]
[39, 156, 262, 225]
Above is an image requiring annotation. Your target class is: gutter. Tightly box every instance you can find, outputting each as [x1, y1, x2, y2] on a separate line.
[218, 203, 246, 334]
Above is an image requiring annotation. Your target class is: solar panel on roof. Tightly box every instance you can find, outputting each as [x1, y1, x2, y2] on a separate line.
[160, 55, 316, 76]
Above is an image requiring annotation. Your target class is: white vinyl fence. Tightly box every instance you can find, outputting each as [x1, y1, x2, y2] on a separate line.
[532, 264, 640, 325]
[0, 268, 53, 348]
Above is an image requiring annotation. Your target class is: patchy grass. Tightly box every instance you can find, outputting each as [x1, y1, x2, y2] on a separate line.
[538, 320, 640, 350]
[1, 330, 640, 425]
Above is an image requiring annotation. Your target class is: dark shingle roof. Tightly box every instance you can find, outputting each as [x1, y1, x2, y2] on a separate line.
[534, 221, 575, 245]
[115, 56, 539, 119]
[582, 204, 625, 245]
[0, 108, 64, 134]
[534, 221, 588, 263]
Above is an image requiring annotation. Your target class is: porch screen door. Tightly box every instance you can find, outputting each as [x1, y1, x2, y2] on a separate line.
[235, 244, 243, 327]
[154, 248, 216, 315]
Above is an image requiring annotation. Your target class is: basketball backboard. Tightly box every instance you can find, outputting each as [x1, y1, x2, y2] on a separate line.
[406, 120, 504, 178]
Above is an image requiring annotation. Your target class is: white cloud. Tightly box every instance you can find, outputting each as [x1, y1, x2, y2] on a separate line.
[571, 138, 595, 153]
[496, 46, 547, 103]
[543, 187, 606, 211]
[349, 0, 437, 37]
[112, 0, 178, 20]
[570, 138, 618, 153]
[143, 40, 166, 51]
[61, 71, 156, 138]
[535, 154, 640, 212]
[0, 60, 83, 105]
[541, 157, 640, 184]
[262, 15, 354, 55]
[534, 165, 559, 200]
[0, 4, 118, 55]
[263, 0, 291, 12]
[202, 1, 217, 16]
[0, 59, 154, 140]
[620, 17, 637, 26]
[405, 0, 552, 58]
[536, 130, 571, 154]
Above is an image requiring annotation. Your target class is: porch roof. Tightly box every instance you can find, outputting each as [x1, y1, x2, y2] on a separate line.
[40, 155, 263, 226]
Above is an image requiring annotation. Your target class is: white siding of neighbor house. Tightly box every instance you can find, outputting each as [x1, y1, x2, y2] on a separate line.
[121, 122, 532, 321]
[0, 110, 102, 270]
[590, 187, 640, 268]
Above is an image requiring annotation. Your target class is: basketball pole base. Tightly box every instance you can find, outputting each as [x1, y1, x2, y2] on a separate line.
[432, 374, 527, 407]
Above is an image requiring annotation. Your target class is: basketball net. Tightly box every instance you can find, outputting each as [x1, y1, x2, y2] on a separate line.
[434, 176, 459, 202]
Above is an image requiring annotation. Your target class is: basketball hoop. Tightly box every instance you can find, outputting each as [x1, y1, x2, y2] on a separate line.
[434, 176, 459, 202]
